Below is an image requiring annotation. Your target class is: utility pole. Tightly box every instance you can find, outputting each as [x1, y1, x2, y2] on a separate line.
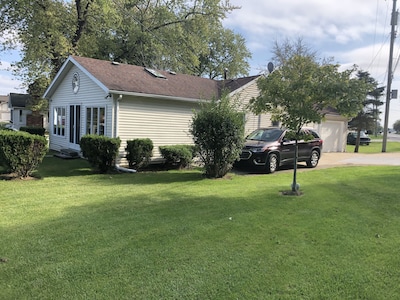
[382, 0, 398, 152]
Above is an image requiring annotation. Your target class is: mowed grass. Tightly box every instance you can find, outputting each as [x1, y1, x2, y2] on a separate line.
[1, 156, 400, 299]
[346, 140, 400, 153]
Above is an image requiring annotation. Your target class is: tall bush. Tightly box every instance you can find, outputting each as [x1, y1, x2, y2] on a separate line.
[80, 135, 121, 173]
[190, 95, 245, 178]
[125, 139, 153, 169]
[0, 130, 48, 178]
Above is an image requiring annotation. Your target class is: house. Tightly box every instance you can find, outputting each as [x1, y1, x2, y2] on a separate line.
[0, 95, 10, 123]
[8, 93, 32, 129]
[43, 55, 347, 164]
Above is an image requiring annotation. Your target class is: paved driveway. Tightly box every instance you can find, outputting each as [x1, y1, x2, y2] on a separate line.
[319, 152, 400, 167]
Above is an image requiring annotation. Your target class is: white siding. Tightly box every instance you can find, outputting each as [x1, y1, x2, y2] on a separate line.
[117, 97, 200, 164]
[48, 65, 113, 152]
[230, 78, 273, 135]
[311, 115, 348, 152]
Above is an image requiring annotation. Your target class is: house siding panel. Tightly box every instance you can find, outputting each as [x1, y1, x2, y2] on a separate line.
[231, 79, 273, 134]
[117, 97, 199, 164]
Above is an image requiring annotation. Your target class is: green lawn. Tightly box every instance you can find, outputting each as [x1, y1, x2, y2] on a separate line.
[346, 140, 400, 153]
[1, 156, 400, 299]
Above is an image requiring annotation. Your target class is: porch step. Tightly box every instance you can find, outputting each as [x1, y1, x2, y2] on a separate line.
[54, 148, 80, 159]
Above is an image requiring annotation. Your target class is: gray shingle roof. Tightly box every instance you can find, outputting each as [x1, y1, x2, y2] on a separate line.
[9, 93, 30, 108]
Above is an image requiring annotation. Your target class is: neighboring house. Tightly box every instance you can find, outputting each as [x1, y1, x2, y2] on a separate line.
[0, 95, 11, 123]
[8, 93, 32, 130]
[43, 55, 346, 165]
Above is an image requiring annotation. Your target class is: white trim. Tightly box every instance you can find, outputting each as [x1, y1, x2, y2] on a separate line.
[109, 90, 209, 103]
[43, 56, 109, 99]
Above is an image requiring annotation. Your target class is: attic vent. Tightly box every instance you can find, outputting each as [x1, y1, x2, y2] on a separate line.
[111, 61, 120, 65]
[145, 67, 166, 79]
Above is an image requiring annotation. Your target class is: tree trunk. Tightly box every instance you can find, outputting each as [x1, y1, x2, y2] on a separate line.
[292, 140, 299, 192]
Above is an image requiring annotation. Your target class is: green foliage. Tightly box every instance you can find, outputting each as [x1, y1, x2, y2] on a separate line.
[393, 120, 400, 133]
[19, 126, 46, 136]
[159, 144, 196, 169]
[80, 134, 121, 173]
[250, 39, 373, 191]
[190, 95, 245, 178]
[1, 0, 250, 89]
[0, 130, 47, 177]
[125, 138, 153, 169]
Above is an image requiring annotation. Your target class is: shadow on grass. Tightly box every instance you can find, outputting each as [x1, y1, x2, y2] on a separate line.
[35, 155, 206, 184]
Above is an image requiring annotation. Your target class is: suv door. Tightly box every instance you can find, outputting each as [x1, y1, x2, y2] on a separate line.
[279, 132, 296, 164]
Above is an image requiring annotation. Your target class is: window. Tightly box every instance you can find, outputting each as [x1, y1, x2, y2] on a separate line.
[86, 107, 105, 135]
[53, 107, 66, 136]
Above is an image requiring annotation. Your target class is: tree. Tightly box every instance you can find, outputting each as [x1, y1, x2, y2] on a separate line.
[393, 120, 400, 133]
[367, 86, 385, 136]
[348, 71, 383, 152]
[249, 39, 373, 194]
[1, 0, 251, 102]
[190, 94, 245, 178]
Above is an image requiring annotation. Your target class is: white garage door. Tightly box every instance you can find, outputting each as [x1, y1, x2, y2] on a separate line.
[316, 121, 346, 153]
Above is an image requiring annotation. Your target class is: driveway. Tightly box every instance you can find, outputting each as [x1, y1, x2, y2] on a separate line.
[319, 152, 400, 167]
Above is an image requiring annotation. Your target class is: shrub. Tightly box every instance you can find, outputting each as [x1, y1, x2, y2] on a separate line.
[0, 130, 48, 178]
[190, 95, 245, 178]
[159, 145, 196, 169]
[80, 135, 121, 173]
[20, 126, 46, 136]
[125, 139, 153, 169]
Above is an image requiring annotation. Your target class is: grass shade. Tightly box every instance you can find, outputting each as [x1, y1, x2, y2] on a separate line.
[1, 156, 400, 299]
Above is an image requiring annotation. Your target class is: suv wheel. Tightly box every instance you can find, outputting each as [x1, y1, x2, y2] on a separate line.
[266, 153, 278, 174]
[306, 150, 320, 168]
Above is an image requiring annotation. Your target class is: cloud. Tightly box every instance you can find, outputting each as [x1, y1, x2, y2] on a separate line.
[225, 0, 390, 45]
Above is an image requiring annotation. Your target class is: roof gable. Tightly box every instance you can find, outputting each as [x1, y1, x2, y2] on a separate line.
[44, 55, 260, 101]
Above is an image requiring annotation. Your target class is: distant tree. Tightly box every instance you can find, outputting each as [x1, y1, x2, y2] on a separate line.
[367, 86, 385, 136]
[190, 94, 245, 178]
[249, 39, 373, 194]
[348, 71, 381, 153]
[393, 120, 400, 133]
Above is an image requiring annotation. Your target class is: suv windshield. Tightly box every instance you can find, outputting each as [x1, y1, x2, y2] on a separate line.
[247, 128, 284, 142]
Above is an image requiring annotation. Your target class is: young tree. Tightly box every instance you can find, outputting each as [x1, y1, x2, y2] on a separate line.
[190, 94, 245, 178]
[249, 39, 373, 194]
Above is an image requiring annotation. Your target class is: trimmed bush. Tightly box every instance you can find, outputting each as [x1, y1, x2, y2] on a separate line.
[125, 139, 153, 169]
[0, 130, 48, 178]
[190, 95, 245, 178]
[80, 135, 121, 173]
[20, 126, 46, 136]
[159, 145, 196, 169]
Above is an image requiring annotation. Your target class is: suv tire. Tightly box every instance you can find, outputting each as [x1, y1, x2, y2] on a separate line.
[306, 150, 320, 168]
[266, 153, 278, 173]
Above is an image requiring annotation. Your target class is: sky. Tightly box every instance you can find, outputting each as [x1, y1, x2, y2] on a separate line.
[1, 0, 400, 127]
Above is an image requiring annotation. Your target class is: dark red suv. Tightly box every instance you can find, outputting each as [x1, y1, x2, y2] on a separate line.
[236, 127, 323, 173]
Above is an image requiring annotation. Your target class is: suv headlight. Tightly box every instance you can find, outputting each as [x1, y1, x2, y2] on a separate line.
[252, 147, 265, 153]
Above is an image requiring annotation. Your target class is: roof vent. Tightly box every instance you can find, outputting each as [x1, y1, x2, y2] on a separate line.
[145, 67, 166, 79]
[168, 71, 176, 75]
[111, 61, 120, 65]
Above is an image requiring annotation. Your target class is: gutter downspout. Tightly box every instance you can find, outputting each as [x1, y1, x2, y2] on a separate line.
[111, 93, 137, 173]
